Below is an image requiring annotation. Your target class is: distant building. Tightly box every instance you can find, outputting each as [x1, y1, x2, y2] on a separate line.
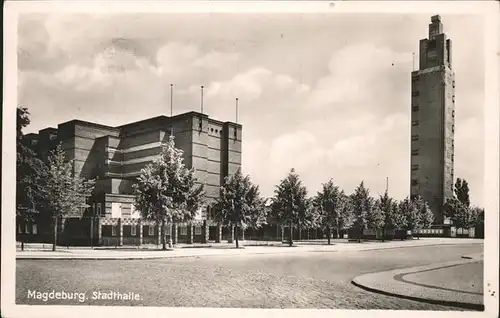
[20, 111, 242, 245]
[410, 15, 455, 226]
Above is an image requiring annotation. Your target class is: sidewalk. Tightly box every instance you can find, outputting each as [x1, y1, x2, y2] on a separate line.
[352, 253, 484, 310]
[16, 238, 483, 260]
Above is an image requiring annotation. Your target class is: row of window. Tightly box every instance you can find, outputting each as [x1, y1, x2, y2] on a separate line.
[18, 223, 37, 234]
[110, 225, 202, 236]
[198, 121, 238, 139]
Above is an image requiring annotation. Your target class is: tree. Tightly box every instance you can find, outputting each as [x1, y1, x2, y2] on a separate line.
[412, 196, 434, 239]
[16, 107, 45, 250]
[213, 169, 266, 248]
[41, 145, 95, 251]
[454, 178, 470, 207]
[443, 197, 477, 230]
[350, 181, 372, 242]
[273, 168, 309, 246]
[314, 180, 343, 245]
[367, 197, 385, 240]
[399, 197, 419, 238]
[133, 135, 205, 250]
[378, 191, 394, 241]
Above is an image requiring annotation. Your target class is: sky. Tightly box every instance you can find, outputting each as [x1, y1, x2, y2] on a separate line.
[17, 13, 484, 206]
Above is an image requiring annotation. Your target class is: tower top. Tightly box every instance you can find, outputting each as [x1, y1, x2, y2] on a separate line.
[431, 15, 441, 23]
[428, 15, 444, 40]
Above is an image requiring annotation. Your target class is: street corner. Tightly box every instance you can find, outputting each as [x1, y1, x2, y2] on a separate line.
[351, 257, 484, 311]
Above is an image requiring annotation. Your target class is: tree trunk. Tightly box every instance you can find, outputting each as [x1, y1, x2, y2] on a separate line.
[298, 223, 302, 241]
[358, 225, 362, 243]
[235, 225, 239, 248]
[21, 240, 24, 251]
[382, 226, 385, 242]
[52, 216, 58, 252]
[289, 221, 293, 247]
[161, 219, 167, 250]
[327, 226, 331, 245]
[336, 220, 341, 239]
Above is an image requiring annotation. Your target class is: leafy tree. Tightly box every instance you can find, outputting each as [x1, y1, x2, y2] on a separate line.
[454, 178, 470, 207]
[378, 191, 394, 241]
[443, 197, 477, 230]
[41, 145, 95, 251]
[16, 107, 45, 250]
[213, 169, 266, 248]
[273, 168, 309, 246]
[314, 179, 343, 245]
[412, 196, 434, 239]
[399, 197, 419, 237]
[350, 181, 372, 242]
[367, 197, 385, 239]
[133, 135, 205, 250]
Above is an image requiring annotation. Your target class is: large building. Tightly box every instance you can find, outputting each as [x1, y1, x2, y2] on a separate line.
[21, 111, 242, 245]
[410, 15, 455, 225]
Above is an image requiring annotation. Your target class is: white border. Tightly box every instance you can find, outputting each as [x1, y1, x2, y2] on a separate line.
[2, 1, 499, 318]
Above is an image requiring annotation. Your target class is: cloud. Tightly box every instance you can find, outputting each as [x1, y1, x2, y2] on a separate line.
[18, 13, 485, 206]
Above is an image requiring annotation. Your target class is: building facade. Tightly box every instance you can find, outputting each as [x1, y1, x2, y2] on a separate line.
[410, 15, 455, 225]
[21, 111, 242, 245]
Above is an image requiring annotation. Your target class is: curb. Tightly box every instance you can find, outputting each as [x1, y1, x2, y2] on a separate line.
[16, 242, 484, 261]
[351, 257, 484, 311]
[351, 279, 484, 311]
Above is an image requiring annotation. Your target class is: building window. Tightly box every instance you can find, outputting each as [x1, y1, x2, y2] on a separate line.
[97, 203, 102, 216]
[411, 180, 418, 186]
[411, 135, 419, 141]
[211, 128, 214, 133]
[411, 164, 419, 171]
[149, 226, 154, 236]
[180, 226, 188, 235]
[25, 223, 30, 234]
[32, 224, 37, 235]
[412, 106, 419, 112]
[234, 130, 237, 139]
[195, 226, 202, 235]
[165, 226, 172, 236]
[412, 120, 419, 126]
[131, 225, 136, 236]
[18, 223, 22, 234]
[112, 226, 117, 236]
[199, 120, 202, 131]
[411, 149, 419, 155]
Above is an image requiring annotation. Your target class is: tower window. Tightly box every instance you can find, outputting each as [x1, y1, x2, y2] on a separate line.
[411, 135, 419, 141]
[234, 130, 237, 139]
[412, 91, 420, 97]
[412, 120, 419, 126]
[199, 121, 202, 131]
[412, 106, 419, 112]
[411, 149, 419, 155]
[411, 165, 419, 171]
[411, 180, 418, 186]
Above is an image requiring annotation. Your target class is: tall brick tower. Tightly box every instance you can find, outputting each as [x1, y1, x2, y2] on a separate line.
[410, 15, 455, 225]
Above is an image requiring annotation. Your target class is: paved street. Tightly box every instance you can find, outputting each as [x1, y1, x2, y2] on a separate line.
[16, 242, 482, 309]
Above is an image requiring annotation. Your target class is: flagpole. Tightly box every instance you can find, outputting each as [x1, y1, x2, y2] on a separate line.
[170, 84, 173, 117]
[201, 85, 204, 114]
[235, 98, 239, 124]
[170, 84, 174, 136]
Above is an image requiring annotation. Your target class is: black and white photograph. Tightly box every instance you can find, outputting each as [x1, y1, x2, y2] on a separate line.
[2, 1, 499, 318]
